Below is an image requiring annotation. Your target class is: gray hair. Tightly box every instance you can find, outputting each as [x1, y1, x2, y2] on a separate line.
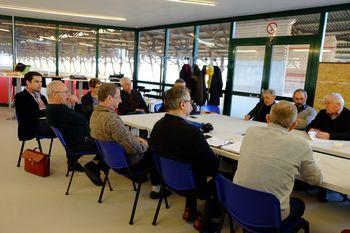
[164, 86, 190, 111]
[263, 89, 276, 96]
[323, 93, 345, 107]
[46, 80, 64, 97]
[269, 101, 297, 128]
[120, 77, 131, 86]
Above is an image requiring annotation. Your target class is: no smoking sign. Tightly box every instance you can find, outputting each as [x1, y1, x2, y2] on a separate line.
[266, 22, 278, 35]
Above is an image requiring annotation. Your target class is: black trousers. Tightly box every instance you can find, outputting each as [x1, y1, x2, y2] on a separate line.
[281, 197, 305, 228]
[36, 119, 55, 138]
[114, 151, 161, 186]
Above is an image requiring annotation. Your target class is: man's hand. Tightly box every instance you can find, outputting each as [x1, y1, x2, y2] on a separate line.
[67, 95, 79, 105]
[137, 137, 149, 147]
[316, 131, 330, 140]
[135, 109, 146, 113]
[244, 115, 250, 121]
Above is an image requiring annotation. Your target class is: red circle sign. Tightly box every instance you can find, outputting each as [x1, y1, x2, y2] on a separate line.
[266, 22, 278, 35]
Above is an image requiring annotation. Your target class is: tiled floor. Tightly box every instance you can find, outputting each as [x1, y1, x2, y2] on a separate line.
[0, 106, 349, 233]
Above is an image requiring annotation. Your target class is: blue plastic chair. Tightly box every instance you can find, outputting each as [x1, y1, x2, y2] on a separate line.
[200, 105, 220, 114]
[96, 140, 149, 225]
[215, 174, 309, 233]
[154, 103, 163, 113]
[152, 154, 210, 233]
[15, 111, 54, 167]
[50, 126, 97, 195]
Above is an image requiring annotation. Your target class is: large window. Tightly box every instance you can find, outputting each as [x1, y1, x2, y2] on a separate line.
[234, 14, 320, 38]
[0, 18, 12, 70]
[322, 10, 350, 63]
[16, 21, 56, 74]
[196, 23, 230, 89]
[99, 29, 134, 78]
[138, 29, 165, 83]
[59, 25, 96, 77]
[166, 26, 194, 84]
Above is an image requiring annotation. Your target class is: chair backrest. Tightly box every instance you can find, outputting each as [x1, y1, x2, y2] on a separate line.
[95, 140, 129, 170]
[215, 174, 281, 232]
[200, 105, 220, 114]
[51, 126, 67, 148]
[154, 103, 163, 113]
[153, 154, 197, 191]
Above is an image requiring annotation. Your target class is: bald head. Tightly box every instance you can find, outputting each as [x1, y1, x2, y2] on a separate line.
[47, 81, 69, 104]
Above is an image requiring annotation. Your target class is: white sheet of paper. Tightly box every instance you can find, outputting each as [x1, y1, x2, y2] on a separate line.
[221, 141, 242, 154]
[206, 137, 226, 147]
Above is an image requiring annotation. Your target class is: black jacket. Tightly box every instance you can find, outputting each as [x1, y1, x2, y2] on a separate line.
[81, 91, 94, 122]
[248, 101, 275, 123]
[150, 114, 218, 192]
[208, 66, 223, 106]
[46, 104, 88, 148]
[119, 89, 149, 115]
[306, 108, 350, 140]
[15, 89, 47, 141]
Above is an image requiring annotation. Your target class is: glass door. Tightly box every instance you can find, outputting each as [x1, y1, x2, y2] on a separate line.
[228, 37, 315, 117]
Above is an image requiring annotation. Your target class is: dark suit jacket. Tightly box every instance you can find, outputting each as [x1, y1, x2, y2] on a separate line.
[119, 89, 149, 115]
[150, 114, 218, 192]
[15, 89, 47, 141]
[208, 66, 223, 106]
[81, 91, 94, 122]
[306, 108, 350, 140]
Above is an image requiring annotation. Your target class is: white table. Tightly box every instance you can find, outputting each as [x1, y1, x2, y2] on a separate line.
[120, 113, 350, 195]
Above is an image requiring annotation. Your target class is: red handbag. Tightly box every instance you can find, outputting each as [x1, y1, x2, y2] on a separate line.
[22, 148, 50, 177]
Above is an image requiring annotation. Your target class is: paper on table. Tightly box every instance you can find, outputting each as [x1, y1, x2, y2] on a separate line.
[206, 137, 226, 147]
[221, 141, 242, 154]
[308, 131, 329, 143]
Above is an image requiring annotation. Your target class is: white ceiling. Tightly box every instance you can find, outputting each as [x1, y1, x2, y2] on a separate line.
[0, 0, 348, 28]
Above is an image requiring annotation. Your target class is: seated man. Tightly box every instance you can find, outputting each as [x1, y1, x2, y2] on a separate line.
[293, 89, 316, 130]
[118, 77, 149, 115]
[156, 78, 186, 113]
[150, 86, 219, 230]
[89, 83, 167, 199]
[81, 78, 101, 122]
[234, 101, 322, 227]
[46, 81, 104, 186]
[15, 71, 54, 141]
[306, 93, 350, 140]
[244, 89, 276, 123]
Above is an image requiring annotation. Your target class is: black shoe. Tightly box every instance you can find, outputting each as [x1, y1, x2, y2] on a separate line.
[68, 162, 85, 172]
[318, 188, 329, 202]
[149, 189, 172, 199]
[84, 162, 103, 186]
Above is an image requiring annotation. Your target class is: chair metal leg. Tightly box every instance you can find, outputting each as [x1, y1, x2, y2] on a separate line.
[152, 193, 163, 225]
[98, 169, 109, 203]
[106, 176, 113, 191]
[164, 195, 170, 209]
[303, 220, 310, 233]
[229, 217, 234, 233]
[132, 180, 137, 191]
[199, 198, 210, 233]
[66, 169, 70, 177]
[36, 138, 43, 153]
[17, 141, 25, 167]
[129, 181, 142, 225]
[217, 211, 226, 233]
[48, 138, 53, 156]
[65, 160, 77, 195]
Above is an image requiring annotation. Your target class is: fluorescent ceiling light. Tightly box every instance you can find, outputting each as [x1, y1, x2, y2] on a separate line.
[168, 0, 215, 6]
[236, 50, 257, 53]
[79, 42, 93, 47]
[292, 49, 309, 52]
[0, 28, 10, 32]
[0, 4, 126, 21]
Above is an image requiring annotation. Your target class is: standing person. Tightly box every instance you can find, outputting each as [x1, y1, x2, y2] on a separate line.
[15, 71, 53, 141]
[81, 78, 101, 122]
[118, 77, 149, 115]
[292, 89, 316, 130]
[150, 86, 219, 231]
[244, 89, 276, 123]
[235, 101, 322, 227]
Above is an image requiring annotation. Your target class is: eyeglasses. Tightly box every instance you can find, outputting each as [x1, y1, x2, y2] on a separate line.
[183, 99, 193, 104]
[54, 90, 69, 94]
